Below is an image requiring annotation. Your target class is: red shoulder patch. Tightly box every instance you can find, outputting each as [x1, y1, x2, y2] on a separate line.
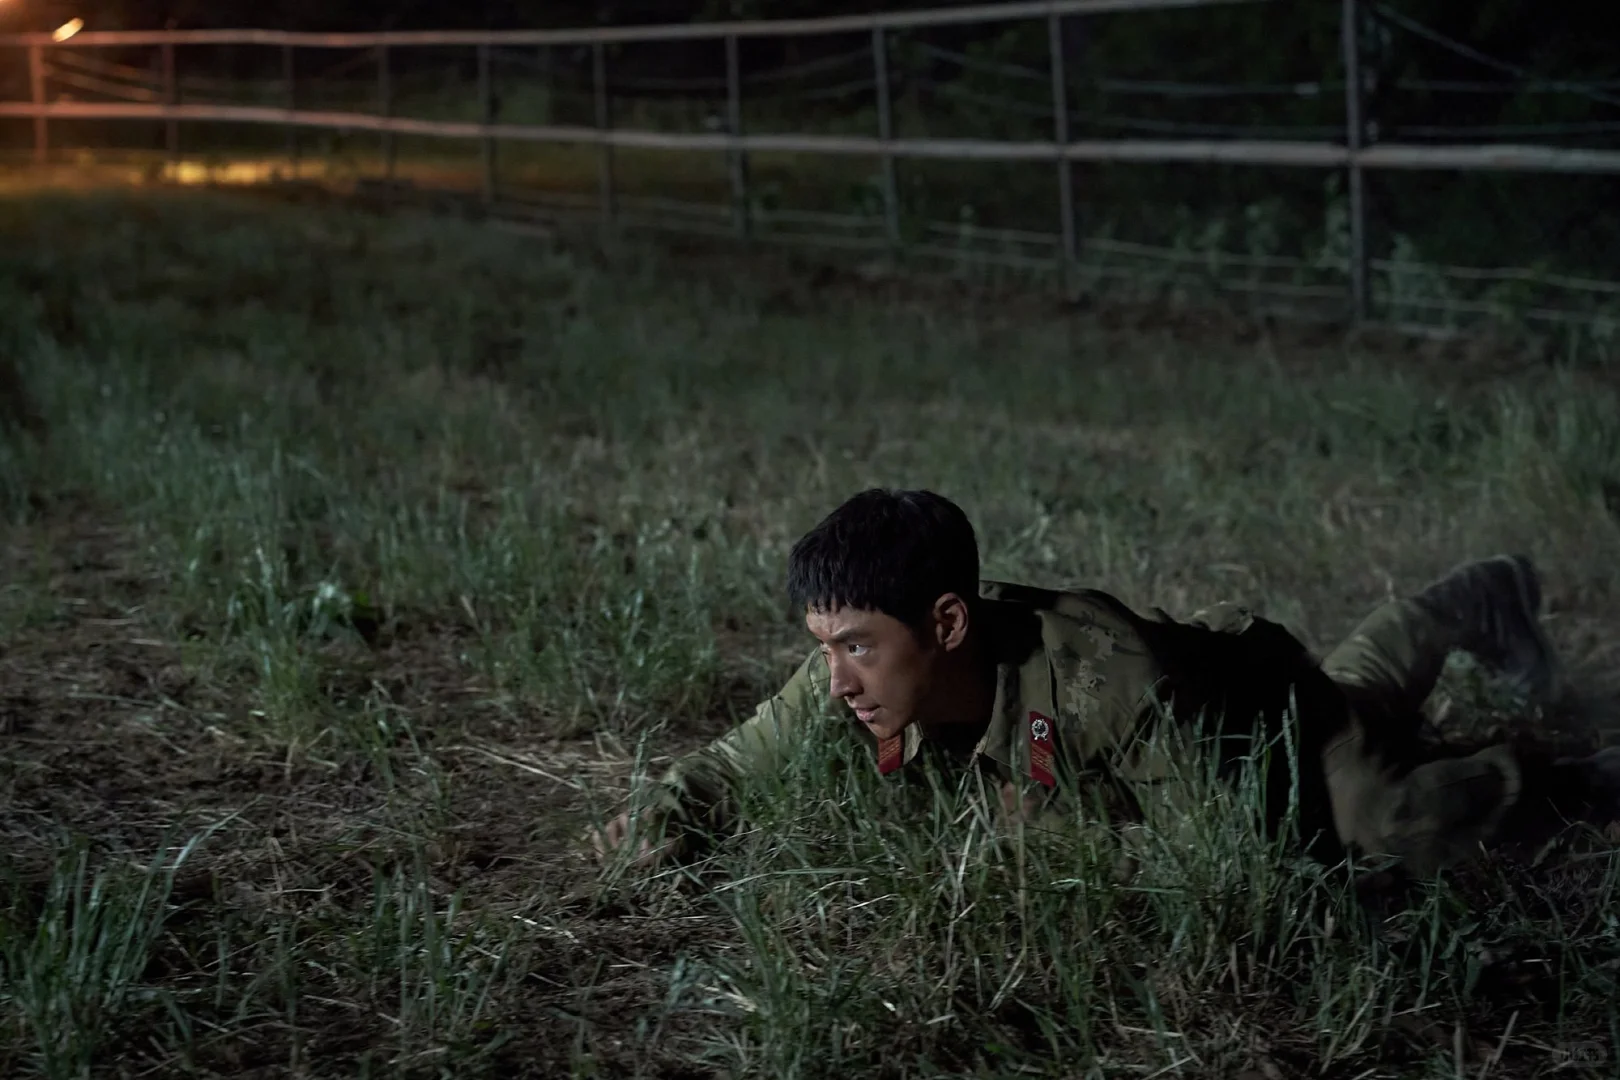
[1028, 711, 1056, 789]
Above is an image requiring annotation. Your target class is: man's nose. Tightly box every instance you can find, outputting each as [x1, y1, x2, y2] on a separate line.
[827, 657, 859, 700]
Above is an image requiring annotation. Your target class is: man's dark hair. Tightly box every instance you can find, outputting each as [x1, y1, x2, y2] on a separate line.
[786, 488, 980, 626]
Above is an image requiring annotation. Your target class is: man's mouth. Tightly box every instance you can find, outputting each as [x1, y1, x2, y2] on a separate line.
[852, 705, 879, 724]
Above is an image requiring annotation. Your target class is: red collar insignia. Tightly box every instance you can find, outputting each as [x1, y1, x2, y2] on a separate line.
[877, 733, 904, 775]
[1028, 711, 1056, 789]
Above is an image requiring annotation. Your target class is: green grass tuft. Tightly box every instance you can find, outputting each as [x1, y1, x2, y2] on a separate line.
[1, 178, 1618, 1077]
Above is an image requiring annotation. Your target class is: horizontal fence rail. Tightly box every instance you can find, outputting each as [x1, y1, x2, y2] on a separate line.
[0, 0, 1268, 48]
[5, 101, 1619, 175]
[4, 0, 1617, 342]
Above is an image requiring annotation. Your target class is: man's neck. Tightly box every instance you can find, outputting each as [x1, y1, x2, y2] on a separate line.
[918, 634, 998, 755]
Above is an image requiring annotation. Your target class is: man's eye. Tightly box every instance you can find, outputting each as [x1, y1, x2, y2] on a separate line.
[847, 643, 869, 657]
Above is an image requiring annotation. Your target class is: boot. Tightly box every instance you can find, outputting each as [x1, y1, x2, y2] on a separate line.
[1410, 554, 1561, 704]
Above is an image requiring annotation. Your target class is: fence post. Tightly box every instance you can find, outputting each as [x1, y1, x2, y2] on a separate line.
[872, 26, 900, 250]
[725, 35, 751, 239]
[1341, 0, 1369, 323]
[478, 42, 496, 205]
[1048, 12, 1078, 285]
[283, 44, 299, 177]
[28, 44, 46, 166]
[593, 42, 615, 227]
[377, 44, 394, 183]
[162, 41, 179, 162]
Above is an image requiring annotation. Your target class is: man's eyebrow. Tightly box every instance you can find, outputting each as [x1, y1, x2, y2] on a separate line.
[822, 628, 867, 644]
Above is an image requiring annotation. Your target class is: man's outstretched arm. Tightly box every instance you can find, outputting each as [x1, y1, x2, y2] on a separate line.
[589, 648, 836, 866]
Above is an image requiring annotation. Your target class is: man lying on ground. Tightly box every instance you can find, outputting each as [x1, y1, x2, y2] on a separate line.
[589, 488, 1620, 878]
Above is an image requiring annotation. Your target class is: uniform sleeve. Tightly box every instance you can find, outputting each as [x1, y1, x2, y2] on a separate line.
[639, 647, 837, 844]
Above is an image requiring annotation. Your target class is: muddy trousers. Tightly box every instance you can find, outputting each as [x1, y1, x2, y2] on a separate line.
[1319, 599, 1587, 875]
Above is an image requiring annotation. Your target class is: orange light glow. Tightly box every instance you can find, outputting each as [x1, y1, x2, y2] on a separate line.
[53, 18, 85, 42]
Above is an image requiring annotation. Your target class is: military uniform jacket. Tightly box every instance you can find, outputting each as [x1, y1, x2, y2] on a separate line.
[645, 579, 1345, 850]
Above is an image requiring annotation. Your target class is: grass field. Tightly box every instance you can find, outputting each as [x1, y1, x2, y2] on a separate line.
[4, 176, 1620, 1078]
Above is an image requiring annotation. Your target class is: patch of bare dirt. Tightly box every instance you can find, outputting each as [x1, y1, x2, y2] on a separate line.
[0, 498, 721, 1077]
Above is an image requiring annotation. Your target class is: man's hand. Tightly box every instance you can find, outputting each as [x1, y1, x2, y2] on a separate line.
[586, 809, 677, 870]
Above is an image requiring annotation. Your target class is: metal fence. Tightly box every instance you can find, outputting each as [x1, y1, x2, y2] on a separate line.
[4, 0, 1619, 339]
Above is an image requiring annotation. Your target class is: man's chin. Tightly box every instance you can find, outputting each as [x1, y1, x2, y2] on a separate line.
[865, 717, 910, 741]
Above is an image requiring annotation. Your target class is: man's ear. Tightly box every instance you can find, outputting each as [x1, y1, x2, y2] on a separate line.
[932, 592, 971, 651]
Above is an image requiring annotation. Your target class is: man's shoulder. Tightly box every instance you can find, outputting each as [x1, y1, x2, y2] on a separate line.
[979, 578, 1143, 631]
[980, 578, 1268, 645]
[978, 578, 1156, 667]
[781, 644, 832, 696]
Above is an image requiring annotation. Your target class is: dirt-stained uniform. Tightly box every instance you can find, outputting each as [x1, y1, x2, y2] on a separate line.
[643, 578, 1554, 875]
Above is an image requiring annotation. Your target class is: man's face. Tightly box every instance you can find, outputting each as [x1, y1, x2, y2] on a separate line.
[805, 604, 940, 741]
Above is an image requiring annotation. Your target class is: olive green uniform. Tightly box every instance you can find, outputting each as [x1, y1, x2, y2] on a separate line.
[644, 579, 1572, 875]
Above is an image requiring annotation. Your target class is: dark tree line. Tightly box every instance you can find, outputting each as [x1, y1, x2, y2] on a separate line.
[57, 2, 1617, 142]
[67, 0, 1620, 80]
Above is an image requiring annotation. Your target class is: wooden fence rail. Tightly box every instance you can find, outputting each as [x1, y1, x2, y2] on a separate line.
[5, 0, 1618, 325]
[0, 0, 1268, 48]
[5, 100, 1617, 175]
